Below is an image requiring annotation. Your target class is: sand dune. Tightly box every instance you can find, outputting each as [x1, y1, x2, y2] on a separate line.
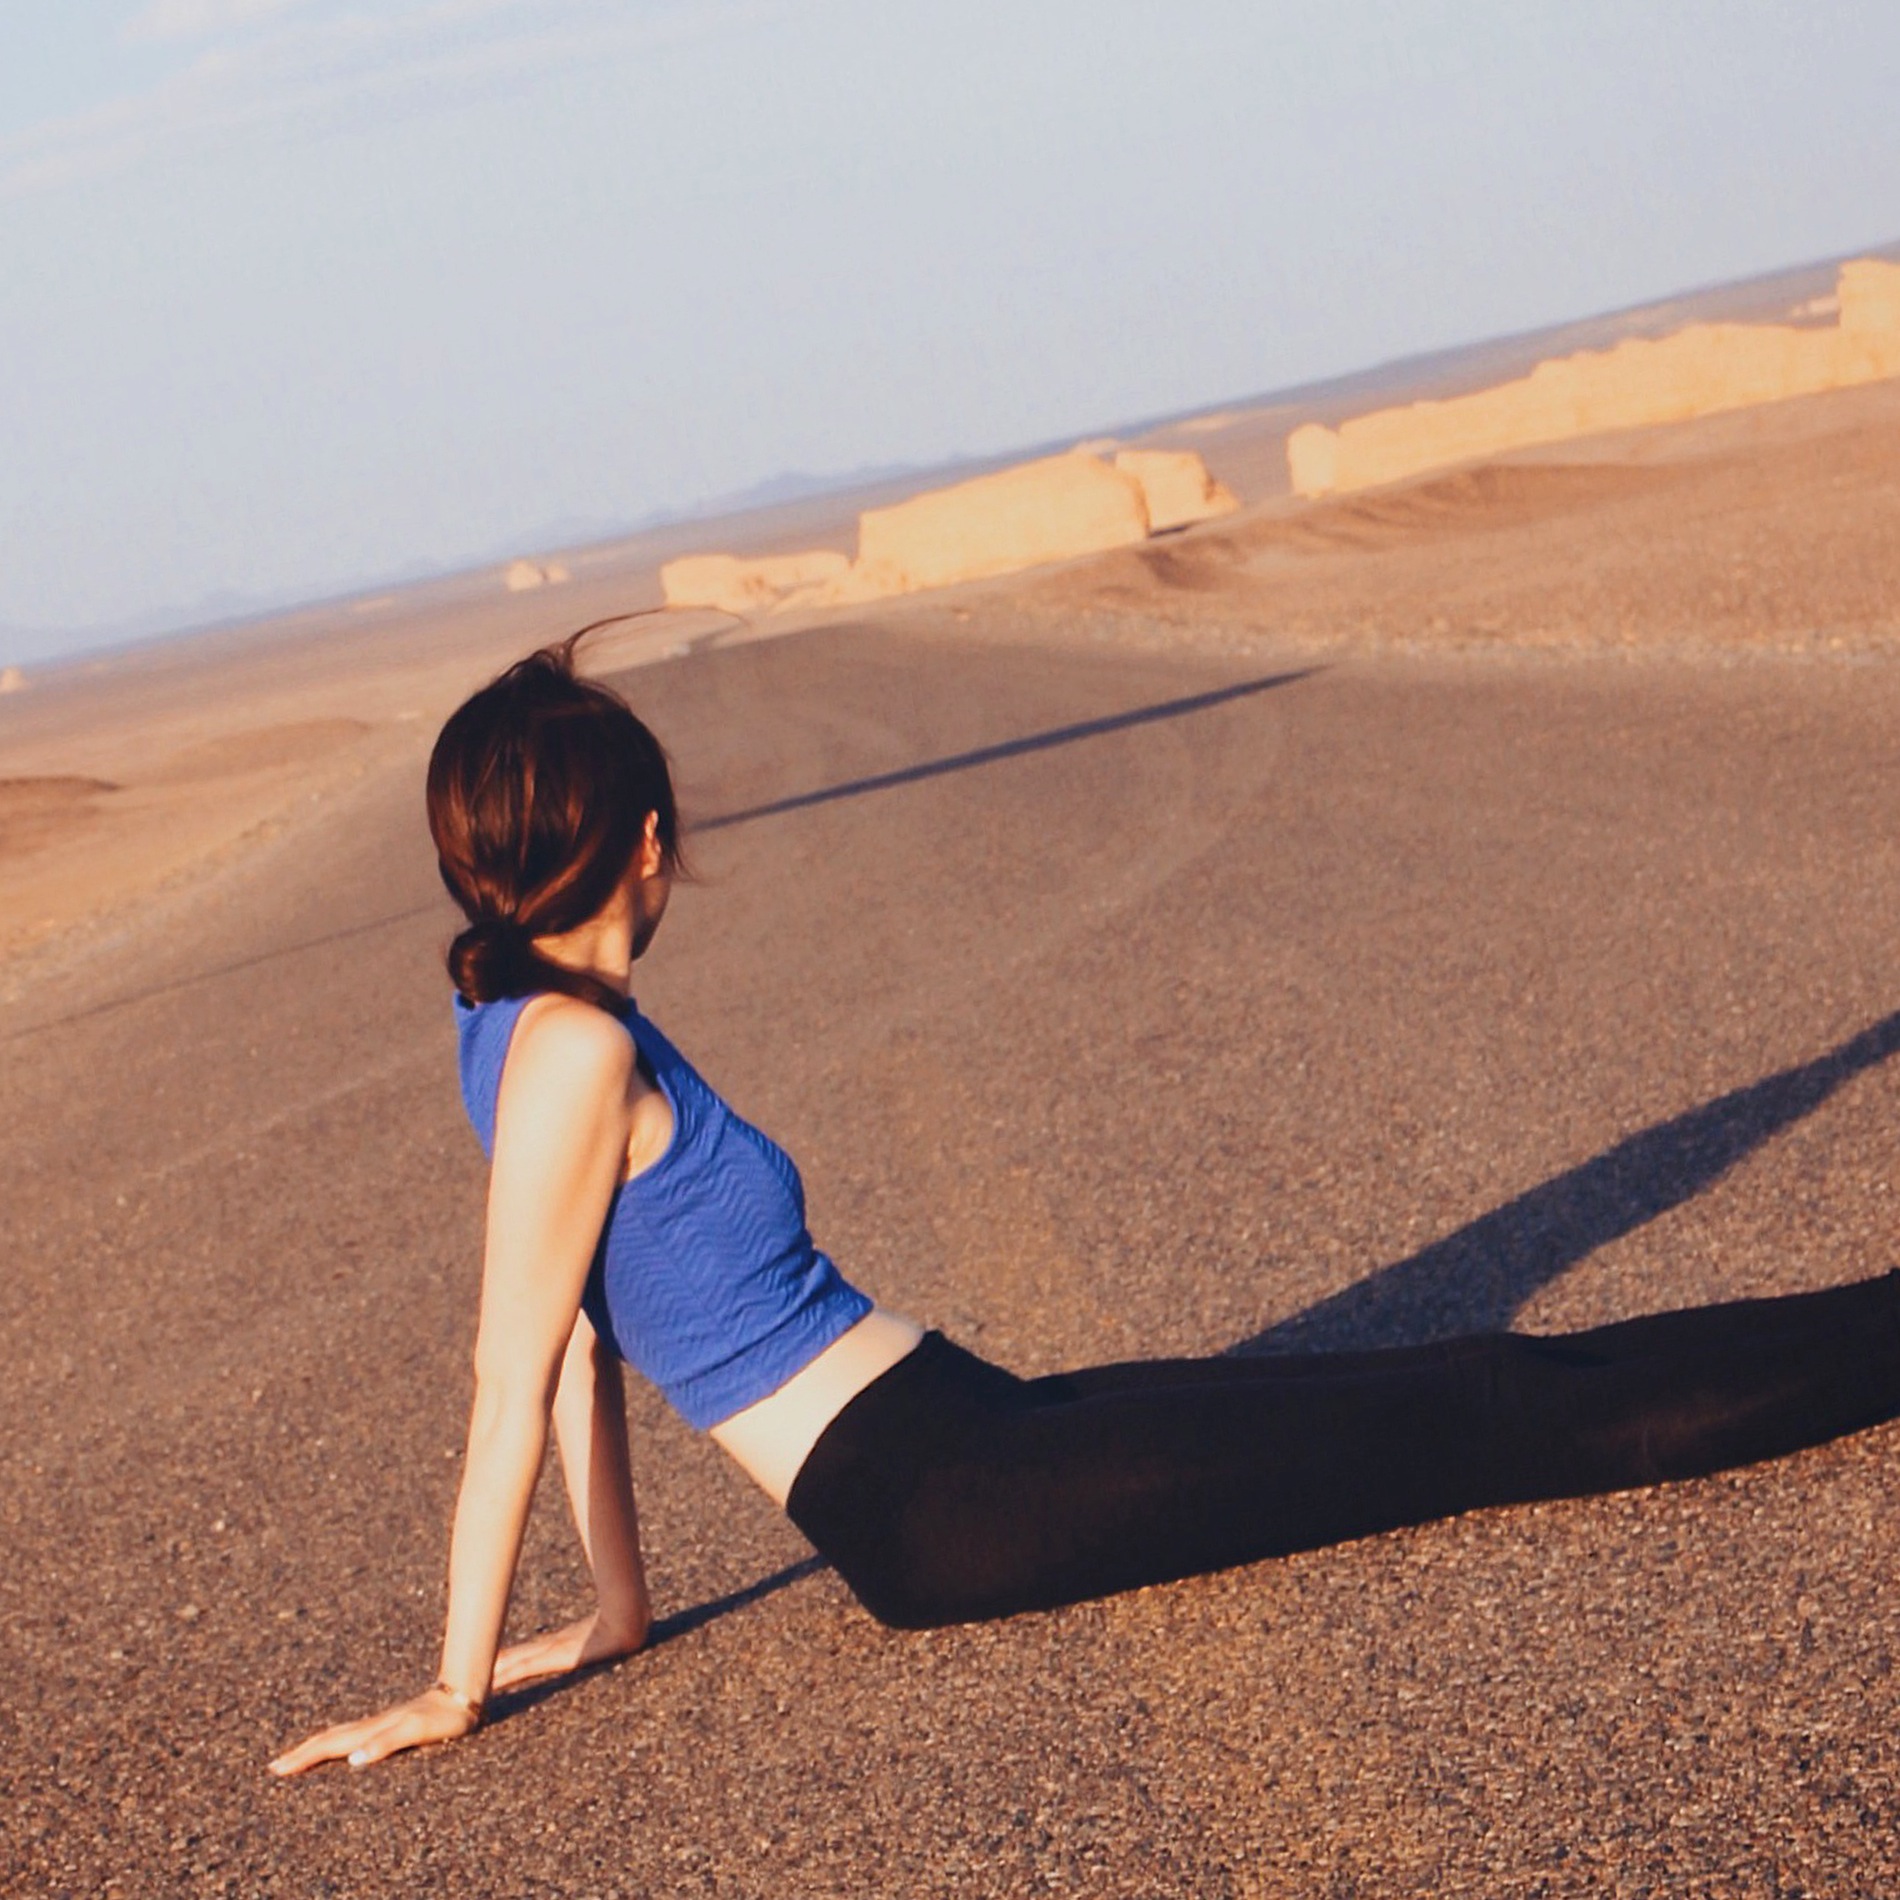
[0, 559, 711, 976]
[0, 775, 119, 863]
[0, 720, 384, 978]
[145, 717, 371, 783]
[1267, 461, 1684, 553]
[12, 375, 1900, 986]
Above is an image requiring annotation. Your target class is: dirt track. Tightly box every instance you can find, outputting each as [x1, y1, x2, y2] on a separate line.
[6, 618, 1900, 1895]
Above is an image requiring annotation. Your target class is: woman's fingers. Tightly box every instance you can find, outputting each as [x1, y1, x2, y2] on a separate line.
[269, 1692, 473, 1777]
[489, 1641, 547, 1691]
[268, 1716, 380, 1778]
[341, 1710, 425, 1770]
[489, 1642, 555, 1692]
[489, 1609, 643, 1692]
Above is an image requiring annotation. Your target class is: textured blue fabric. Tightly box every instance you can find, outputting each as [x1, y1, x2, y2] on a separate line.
[454, 991, 871, 1429]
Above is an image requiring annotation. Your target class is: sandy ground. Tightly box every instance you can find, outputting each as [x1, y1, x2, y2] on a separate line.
[6, 378, 1900, 1894]
[0, 575, 739, 992]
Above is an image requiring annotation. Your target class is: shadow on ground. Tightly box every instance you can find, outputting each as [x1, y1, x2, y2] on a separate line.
[1232, 1007, 1900, 1356]
[487, 1557, 831, 1725]
[692, 667, 1313, 832]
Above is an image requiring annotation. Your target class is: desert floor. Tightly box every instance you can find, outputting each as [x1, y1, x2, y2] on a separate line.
[6, 379, 1900, 1896]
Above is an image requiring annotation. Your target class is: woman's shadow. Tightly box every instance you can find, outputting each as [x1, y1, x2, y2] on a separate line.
[1231, 1006, 1900, 1357]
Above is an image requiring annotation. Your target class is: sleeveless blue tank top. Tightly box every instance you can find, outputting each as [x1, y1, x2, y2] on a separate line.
[454, 992, 871, 1430]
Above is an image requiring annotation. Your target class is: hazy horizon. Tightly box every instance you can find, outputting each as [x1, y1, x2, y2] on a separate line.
[6, 2, 1899, 665]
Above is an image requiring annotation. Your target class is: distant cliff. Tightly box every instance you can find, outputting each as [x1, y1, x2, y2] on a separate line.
[1288, 259, 1900, 498]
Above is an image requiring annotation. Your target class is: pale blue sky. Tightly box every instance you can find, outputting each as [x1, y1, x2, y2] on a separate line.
[3, 1, 1898, 661]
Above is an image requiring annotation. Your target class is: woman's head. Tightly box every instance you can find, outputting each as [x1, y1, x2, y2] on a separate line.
[427, 641, 681, 1012]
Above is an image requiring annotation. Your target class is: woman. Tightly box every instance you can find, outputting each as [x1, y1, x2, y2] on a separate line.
[271, 643, 1900, 1775]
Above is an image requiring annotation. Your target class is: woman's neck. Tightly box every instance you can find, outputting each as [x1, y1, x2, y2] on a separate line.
[531, 904, 634, 998]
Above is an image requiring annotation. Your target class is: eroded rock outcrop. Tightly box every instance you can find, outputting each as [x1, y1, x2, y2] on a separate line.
[844, 451, 1150, 597]
[1113, 449, 1240, 532]
[663, 445, 1236, 617]
[1288, 258, 1900, 498]
[502, 559, 571, 592]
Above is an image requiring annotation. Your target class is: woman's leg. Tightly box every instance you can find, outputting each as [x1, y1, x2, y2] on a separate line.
[787, 1272, 1900, 1628]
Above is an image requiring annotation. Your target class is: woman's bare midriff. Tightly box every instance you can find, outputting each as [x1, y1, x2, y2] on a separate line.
[710, 1308, 925, 1507]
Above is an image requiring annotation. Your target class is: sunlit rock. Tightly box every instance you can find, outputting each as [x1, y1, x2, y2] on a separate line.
[1113, 449, 1239, 532]
[502, 559, 570, 593]
[666, 447, 1239, 619]
[1289, 259, 1900, 497]
[841, 451, 1151, 597]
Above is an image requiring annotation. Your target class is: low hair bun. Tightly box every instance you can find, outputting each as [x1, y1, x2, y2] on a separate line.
[448, 915, 534, 1004]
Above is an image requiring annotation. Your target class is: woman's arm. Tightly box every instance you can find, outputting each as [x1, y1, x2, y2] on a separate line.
[552, 1312, 649, 1638]
[270, 999, 636, 1776]
[489, 1310, 651, 1691]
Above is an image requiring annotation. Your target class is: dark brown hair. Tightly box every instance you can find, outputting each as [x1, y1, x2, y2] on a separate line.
[426, 638, 682, 1014]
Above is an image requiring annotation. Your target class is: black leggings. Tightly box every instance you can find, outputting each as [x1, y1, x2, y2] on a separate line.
[784, 1272, 1900, 1628]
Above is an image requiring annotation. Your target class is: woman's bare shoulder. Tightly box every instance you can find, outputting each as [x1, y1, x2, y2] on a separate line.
[502, 994, 636, 1111]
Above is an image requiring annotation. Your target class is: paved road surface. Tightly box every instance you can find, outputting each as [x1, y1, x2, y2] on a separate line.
[7, 618, 1900, 1895]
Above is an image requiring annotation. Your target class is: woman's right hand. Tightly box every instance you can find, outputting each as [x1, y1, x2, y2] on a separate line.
[269, 1685, 480, 1777]
[491, 1610, 647, 1693]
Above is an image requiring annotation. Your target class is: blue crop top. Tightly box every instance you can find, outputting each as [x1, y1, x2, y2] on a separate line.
[454, 992, 872, 1430]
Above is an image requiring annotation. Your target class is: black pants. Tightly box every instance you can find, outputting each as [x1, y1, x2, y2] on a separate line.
[784, 1272, 1900, 1628]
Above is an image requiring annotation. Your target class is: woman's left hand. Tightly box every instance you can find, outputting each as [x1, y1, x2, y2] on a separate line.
[491, 1609, 646, 1693]
[268, 1685, 479, 1778]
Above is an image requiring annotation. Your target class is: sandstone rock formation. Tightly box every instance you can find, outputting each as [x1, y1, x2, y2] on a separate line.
[1113, 449, 1240, 532]
[660, 549, 851, 616]
[1288, 258, 1900, 498]
[502, 559, 570, 592]
[836, 451, 1151, 600]
[663, 445, 1235, 618]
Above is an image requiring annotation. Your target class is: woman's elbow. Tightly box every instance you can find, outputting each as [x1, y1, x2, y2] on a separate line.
[467, 1358, 559, 1437]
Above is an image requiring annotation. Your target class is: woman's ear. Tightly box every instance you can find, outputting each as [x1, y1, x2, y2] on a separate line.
[636, 809, 665, 879]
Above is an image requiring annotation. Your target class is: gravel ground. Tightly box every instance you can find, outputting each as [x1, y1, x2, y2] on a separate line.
[5, 620, 1900, 1897]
